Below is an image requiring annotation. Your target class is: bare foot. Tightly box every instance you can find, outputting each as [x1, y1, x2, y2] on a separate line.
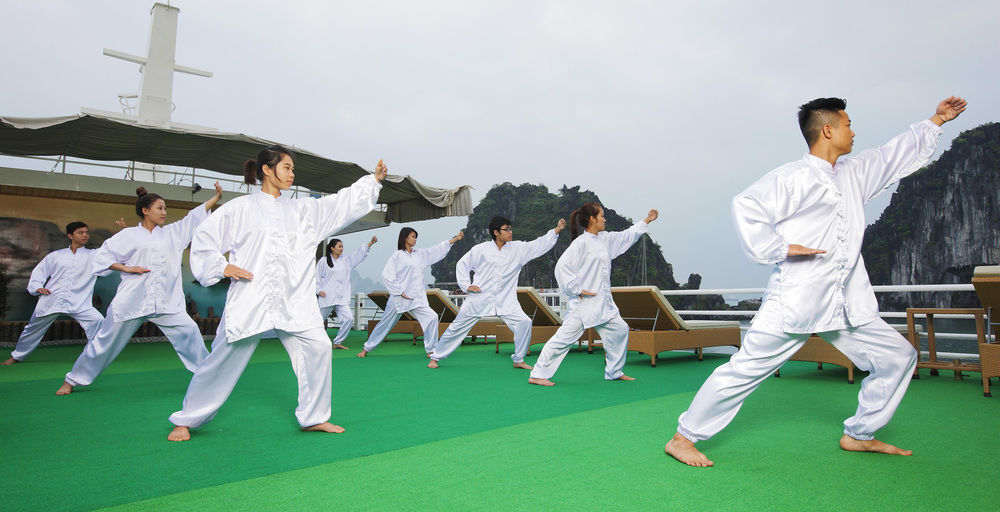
[332, 344, 350, 350]
[1, 357, 21, 366]
[167, 426, 191, 442]
[513, 362, 533, 370]
[615, 375, 636, 381]
[428, 359, 439, 369]
[528, 377, 555, 386]
[55, 381, 74, 395]
[839, 435, 912, 456]
[302, 422, 345, 434]
[665, 433, 714, 467]
[356, 350, 367, 358]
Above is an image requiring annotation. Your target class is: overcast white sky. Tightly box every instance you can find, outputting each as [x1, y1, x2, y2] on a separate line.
[2, 0, 997, 291]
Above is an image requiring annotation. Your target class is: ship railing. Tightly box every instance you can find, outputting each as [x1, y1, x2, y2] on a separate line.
[350, 283, 987, 361]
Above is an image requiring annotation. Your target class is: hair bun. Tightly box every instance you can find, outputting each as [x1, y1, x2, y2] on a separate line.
[136, 187, 148, 197]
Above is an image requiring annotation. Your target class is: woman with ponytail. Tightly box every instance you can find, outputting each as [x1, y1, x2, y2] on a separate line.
[56, 182, 223, 395]
[316, 235, 378, 348]
[528, 203, 658, 386]
[167, 145, 387, 441]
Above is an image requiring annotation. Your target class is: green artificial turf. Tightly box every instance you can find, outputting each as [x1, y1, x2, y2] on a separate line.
[2, 331, 997, 511]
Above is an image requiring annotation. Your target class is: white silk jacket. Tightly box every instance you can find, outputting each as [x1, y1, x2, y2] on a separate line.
[555, 222, 648, 328]
[316, 244, 370, 307]
[732, 119, 943, 333]
[28, 247, 107, 317]
[190, 175, 381, 342]
[381, 240, 453, 314]
[91, 205, 209, 323]
[456, 230, 559, 316]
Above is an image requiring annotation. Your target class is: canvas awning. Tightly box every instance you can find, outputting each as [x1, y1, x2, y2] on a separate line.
[0, 114, 472, 222]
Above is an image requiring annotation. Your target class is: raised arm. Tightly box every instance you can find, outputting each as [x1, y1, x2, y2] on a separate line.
[605, 210, 656, 259]
[202, 181, 224, 211]
[164, 201, 212, 251]
[517, 220, 564, 264]
[346, 243, 372, 269]
[418, 233, 462, 268]
[848, 97, 966, 204]
[307, 174, 382, 243]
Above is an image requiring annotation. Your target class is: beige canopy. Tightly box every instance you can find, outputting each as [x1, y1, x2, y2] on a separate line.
[0, 114, 472, 222]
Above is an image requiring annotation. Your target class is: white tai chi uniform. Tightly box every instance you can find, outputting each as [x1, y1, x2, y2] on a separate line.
[316, 244, 370, 345]
[64, 205, 212, 387]
[169, 175, 381, 429]
[676, 120, 942, 442]
[432, 229, 559, 364]
[363, 240, 454, 354]
[529, 222, 648, 381]
[10, 246, 106, 361]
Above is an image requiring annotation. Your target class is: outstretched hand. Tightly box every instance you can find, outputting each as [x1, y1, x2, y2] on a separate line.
[374, 159, 388, 182]
[645, 209, 659, 224]
[213, 181, 223, 199]
[224, 264, 254, 281]
[554, 218, 566, 234]
[368, 236, 378, 247]
[932, 96, 967, 125]
[450, 231, 464, 244]
[787, 244, 826, 257]
[580, 290, 598, 297]
[114, 217, 128, 229]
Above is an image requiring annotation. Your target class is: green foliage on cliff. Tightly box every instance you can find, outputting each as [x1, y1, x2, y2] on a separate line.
[430, 183, 726, 310]
[862, 122, 1000, 308]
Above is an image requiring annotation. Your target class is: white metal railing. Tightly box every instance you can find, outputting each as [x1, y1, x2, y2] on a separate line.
[351, 283, 988, 360]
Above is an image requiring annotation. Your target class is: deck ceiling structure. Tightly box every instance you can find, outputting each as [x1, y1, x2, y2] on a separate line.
[0, 114, 471, 223]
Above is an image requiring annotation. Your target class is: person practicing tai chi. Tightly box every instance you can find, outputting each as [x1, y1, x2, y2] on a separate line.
[429, 216, 565, 369]
[316, 235, 377, 349]
[665, 96, 968, 467]
[55, 182, 223, 395]
[3, 222, 105, 365]
[529, 204, 658, 386]
[167, 146, 387, 442]
[358, 228, 463, 358]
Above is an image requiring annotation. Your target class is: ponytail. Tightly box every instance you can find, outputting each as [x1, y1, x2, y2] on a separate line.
[569, 202, 602, 240]
[244, 145, 295, 186]
[325, 238, 342, 267]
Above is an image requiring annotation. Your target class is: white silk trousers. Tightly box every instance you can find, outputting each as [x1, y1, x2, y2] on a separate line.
[169, 322, 333, 428]
[64, 305, 208, 387]
[676, 298, 917, 442]
[529, 313, 630, 381]
[10, 308, 104, 361]
[320, 304, 354, 345]
[432, 306, 532, 363]
[363, 302, 439, 354]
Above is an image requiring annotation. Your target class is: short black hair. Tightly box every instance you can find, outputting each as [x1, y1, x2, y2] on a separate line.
[397, 227, 417, 250]
[798, 97, 847, 147]
[65, 221, 88, 235]
[488, 216, 512, 241]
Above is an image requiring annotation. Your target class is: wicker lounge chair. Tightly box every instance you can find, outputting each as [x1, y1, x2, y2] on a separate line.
[609, 286, 741, 367]
[973, 265, 1000, 396]
[494, 287, 590, 356]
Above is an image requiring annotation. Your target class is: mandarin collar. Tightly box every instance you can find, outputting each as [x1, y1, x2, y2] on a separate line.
[803, 153, 834, 172]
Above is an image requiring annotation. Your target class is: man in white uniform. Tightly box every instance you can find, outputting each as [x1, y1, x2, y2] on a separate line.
[429, 216, 565, 369]
[665, 96, 968, 467]
[3, 222, 107, 365]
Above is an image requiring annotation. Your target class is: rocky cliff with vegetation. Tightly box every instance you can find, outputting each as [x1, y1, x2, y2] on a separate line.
[861, 122, 1000, 309]
[430, 183, 725, 310]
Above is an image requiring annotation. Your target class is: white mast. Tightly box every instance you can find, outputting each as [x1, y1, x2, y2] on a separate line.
[81, 2, 214, 182]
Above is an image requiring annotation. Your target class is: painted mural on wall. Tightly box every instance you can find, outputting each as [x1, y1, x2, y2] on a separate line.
[0, 214, 228, 322]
